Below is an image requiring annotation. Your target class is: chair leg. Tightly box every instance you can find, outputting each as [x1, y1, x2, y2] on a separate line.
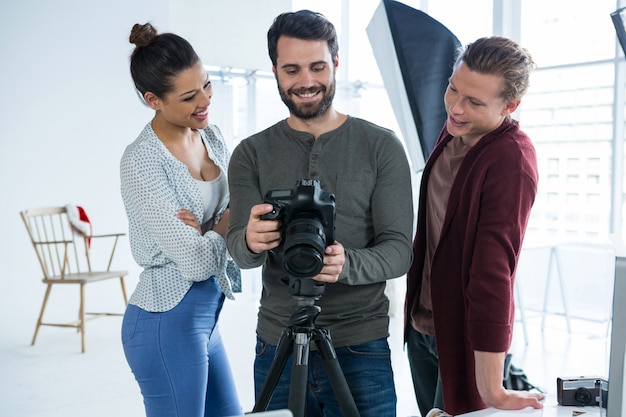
[32, 284, 53, 346]
[120, 277, 129, 305]
[79, 283, 86, 353]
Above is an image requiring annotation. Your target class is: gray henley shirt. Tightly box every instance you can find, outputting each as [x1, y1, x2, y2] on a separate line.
[227, 116, 414, 347]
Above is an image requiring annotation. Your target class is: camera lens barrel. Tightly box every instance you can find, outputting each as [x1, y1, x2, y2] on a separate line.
[574, 388, 593, 405]
[282, 216, 327, 278]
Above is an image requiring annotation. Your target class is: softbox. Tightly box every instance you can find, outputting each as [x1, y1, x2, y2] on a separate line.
[611, 7, 626, 57]
[367, 0, 460, 171]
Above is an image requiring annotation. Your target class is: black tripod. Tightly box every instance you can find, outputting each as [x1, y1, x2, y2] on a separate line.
[252, 278, 361, 417]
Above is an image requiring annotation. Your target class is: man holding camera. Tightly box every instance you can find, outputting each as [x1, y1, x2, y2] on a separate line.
[227, 9, 413, 417]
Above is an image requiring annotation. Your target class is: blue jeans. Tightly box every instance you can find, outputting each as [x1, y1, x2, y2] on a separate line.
[121, 278, 242, 417]
[406, 326, 443, 417]
[254, 335, 397, 417]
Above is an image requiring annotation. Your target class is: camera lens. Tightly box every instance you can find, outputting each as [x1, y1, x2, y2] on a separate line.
[284, 246, 323, 276]
[282, 215, 326, 278]
[575, 388, 593, 405]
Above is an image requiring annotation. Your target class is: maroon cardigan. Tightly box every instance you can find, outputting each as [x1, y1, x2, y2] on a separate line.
[404, 118, 538, 415]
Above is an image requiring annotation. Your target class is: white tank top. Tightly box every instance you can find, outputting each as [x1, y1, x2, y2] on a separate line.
[195, 170, 228, 228]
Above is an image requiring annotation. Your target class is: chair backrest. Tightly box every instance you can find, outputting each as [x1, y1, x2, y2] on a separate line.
[20, 206, 93, 279]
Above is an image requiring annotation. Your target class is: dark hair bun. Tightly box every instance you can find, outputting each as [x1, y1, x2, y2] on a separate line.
[129, 23, 158, 48]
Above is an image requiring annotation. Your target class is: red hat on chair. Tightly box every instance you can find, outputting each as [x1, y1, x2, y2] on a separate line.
[66, 204, 92, 246]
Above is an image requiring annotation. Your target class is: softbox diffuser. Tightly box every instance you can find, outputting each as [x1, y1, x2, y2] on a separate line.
[367, 0, 460, 171]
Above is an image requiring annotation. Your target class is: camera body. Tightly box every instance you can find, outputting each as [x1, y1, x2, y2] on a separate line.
[262, 179, 336, 279]
[557, 376, 608, 408]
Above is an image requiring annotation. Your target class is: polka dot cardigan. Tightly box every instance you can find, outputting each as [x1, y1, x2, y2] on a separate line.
[120, 122, 241, 312]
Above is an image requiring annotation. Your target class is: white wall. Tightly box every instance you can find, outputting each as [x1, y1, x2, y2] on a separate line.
[170, 0, 290, 71]
[0, 0, 287, 342]
[0, 0, 160, 338]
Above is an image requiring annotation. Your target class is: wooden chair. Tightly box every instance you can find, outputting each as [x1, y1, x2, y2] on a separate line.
[20, 206, 129, 353]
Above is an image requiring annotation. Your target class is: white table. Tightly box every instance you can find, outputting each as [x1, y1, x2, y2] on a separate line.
[457, 393, 605, 416]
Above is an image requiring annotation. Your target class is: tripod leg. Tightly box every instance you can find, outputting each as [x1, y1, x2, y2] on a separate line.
[288, 332, 310, 417]
[314, 329, 361, 417]
[253, 329, 295, 413]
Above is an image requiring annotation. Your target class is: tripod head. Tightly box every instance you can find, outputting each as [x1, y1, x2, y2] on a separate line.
[288, 278, 324, 329]
[285, 276, 325, 299]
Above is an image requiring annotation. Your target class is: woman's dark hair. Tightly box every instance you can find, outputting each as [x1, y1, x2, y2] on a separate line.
[129, 23, 200, 98]
[267, 10, 338, 67]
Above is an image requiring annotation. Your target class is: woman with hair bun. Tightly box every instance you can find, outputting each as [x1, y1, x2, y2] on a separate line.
[120, 22, 242, 417]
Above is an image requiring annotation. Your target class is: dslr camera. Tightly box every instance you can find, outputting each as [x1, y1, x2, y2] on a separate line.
[557, 376, 608, 408]
[261, 179, 336, 280]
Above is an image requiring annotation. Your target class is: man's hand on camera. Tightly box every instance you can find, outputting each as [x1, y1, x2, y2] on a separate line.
[246, 203, 282, 254]
[313, 241, 345, 283]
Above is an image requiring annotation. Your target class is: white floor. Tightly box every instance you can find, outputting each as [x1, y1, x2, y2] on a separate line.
[0, 282, 612, 417]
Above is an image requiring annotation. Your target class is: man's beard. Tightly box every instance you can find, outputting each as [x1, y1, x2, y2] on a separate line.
[278, 80, 336, 120]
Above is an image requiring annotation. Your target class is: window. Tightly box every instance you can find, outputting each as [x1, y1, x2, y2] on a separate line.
[519, 0, 624, 243]
[208, 0, 625, 243]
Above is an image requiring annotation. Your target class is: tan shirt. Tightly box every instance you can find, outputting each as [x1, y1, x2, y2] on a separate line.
[412, 136, 471, 335]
